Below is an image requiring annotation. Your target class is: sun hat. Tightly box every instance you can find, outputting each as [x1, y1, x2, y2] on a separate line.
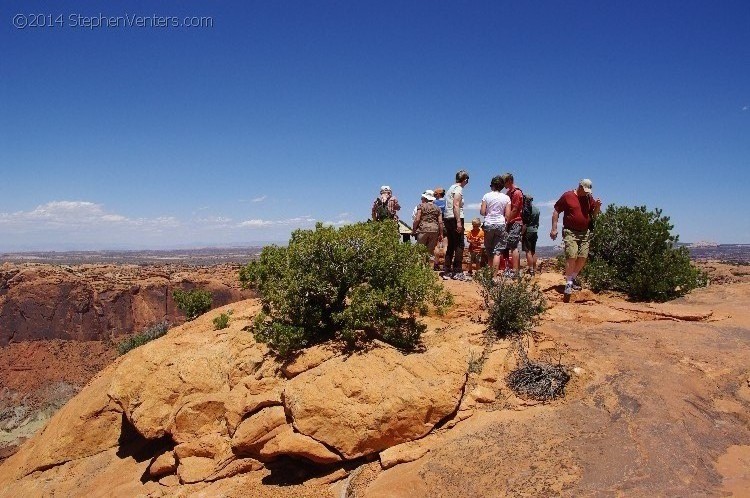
[380, 185, 392, 193]
[421, 189, 436, 201]
[579, 179, 593, 193]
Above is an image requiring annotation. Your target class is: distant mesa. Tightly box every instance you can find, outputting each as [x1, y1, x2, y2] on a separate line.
[688, 240, 719, 248]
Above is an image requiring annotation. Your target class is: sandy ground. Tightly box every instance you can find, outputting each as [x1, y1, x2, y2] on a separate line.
[354, 267, 750, 497]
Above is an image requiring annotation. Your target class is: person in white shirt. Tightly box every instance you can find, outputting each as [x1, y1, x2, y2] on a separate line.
[480, 175, 512, 271]
[442, 169, 470, 280]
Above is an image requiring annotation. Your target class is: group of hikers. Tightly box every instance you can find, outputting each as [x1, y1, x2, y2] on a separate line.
[372, 170, 602, 297]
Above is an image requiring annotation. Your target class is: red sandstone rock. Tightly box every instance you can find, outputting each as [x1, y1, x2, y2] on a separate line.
[0, 263, 251, 345]
[284, 342, 469, 459]
[148, 451, 177, 477]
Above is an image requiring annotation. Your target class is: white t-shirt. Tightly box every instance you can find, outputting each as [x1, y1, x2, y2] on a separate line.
[444, 184, 464, 220]
[481, 191, 510, 225]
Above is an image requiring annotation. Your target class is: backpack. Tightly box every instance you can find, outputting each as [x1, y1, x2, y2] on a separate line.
[508, 187, 528, 224]
[374, 197, 393, 221]
[521, 194, 534, 226]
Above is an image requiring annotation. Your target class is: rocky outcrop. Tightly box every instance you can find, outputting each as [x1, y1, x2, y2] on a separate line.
[0, 263, 252, 345]
[0, 299, 469, 495]
[284, 342, 468, 459]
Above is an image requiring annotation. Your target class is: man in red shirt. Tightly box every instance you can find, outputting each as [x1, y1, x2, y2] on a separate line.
[503, 173, 524, 278]
[550, 179, 602, 297]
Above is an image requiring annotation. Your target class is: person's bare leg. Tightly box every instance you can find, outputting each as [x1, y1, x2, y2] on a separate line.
[511, 248, 520, 273]
[565, 258, 577, 280]
[573, 257, 587, 275]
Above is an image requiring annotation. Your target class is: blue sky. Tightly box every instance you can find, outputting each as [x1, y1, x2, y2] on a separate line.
[2, 0, 748, 250]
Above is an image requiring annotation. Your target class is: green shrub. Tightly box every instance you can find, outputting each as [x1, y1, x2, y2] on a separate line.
[172, 288, 213, 321]
[117, 321, 170, 355]
[583, 205, 707, 301]
[213, 310, 233, 330]
[240, 221, 453, 357]
[553, 254, 567, 273]
[474, 267, 546, 336]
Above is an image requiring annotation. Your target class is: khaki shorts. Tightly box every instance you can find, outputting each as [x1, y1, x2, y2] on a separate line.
[417, 232, 440, 255]
[563, 228, 591, 259]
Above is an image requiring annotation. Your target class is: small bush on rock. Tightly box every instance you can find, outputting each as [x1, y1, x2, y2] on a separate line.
[117, 321, 170, 355]
[240, 221, 453, 357]
[213, 310, 232, 330]
[475, 267, 546, 336]
[172, 288, 213, 321]
[583, 205, 707, 301]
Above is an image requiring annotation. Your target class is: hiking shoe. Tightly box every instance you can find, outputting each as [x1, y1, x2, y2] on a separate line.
[440, 272, 453, 280]
[528, 269, 536, 277]
[452, 272, 470, 281]
[564, 281, 574, 295]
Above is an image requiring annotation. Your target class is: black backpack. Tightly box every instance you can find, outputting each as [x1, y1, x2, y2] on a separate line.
[521, 194, 534, 226]
[374, 197, 393, 221]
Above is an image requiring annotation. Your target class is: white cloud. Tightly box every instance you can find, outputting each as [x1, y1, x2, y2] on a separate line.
[237, 216, 316, 229]
[536, 200, 556, 209]
[742, 106, 749, 111]
[0, 201, 182, 231]
[1, 201, 125, 226]
[251, 195, 268, 203]
[0, 201, 329, 250]
[322, 219, 353, 227]
[465, 203, 482, 210]
[280, 216, 316, 225]
[238, 219, 274, 228]
[101, 214, 127, 222]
